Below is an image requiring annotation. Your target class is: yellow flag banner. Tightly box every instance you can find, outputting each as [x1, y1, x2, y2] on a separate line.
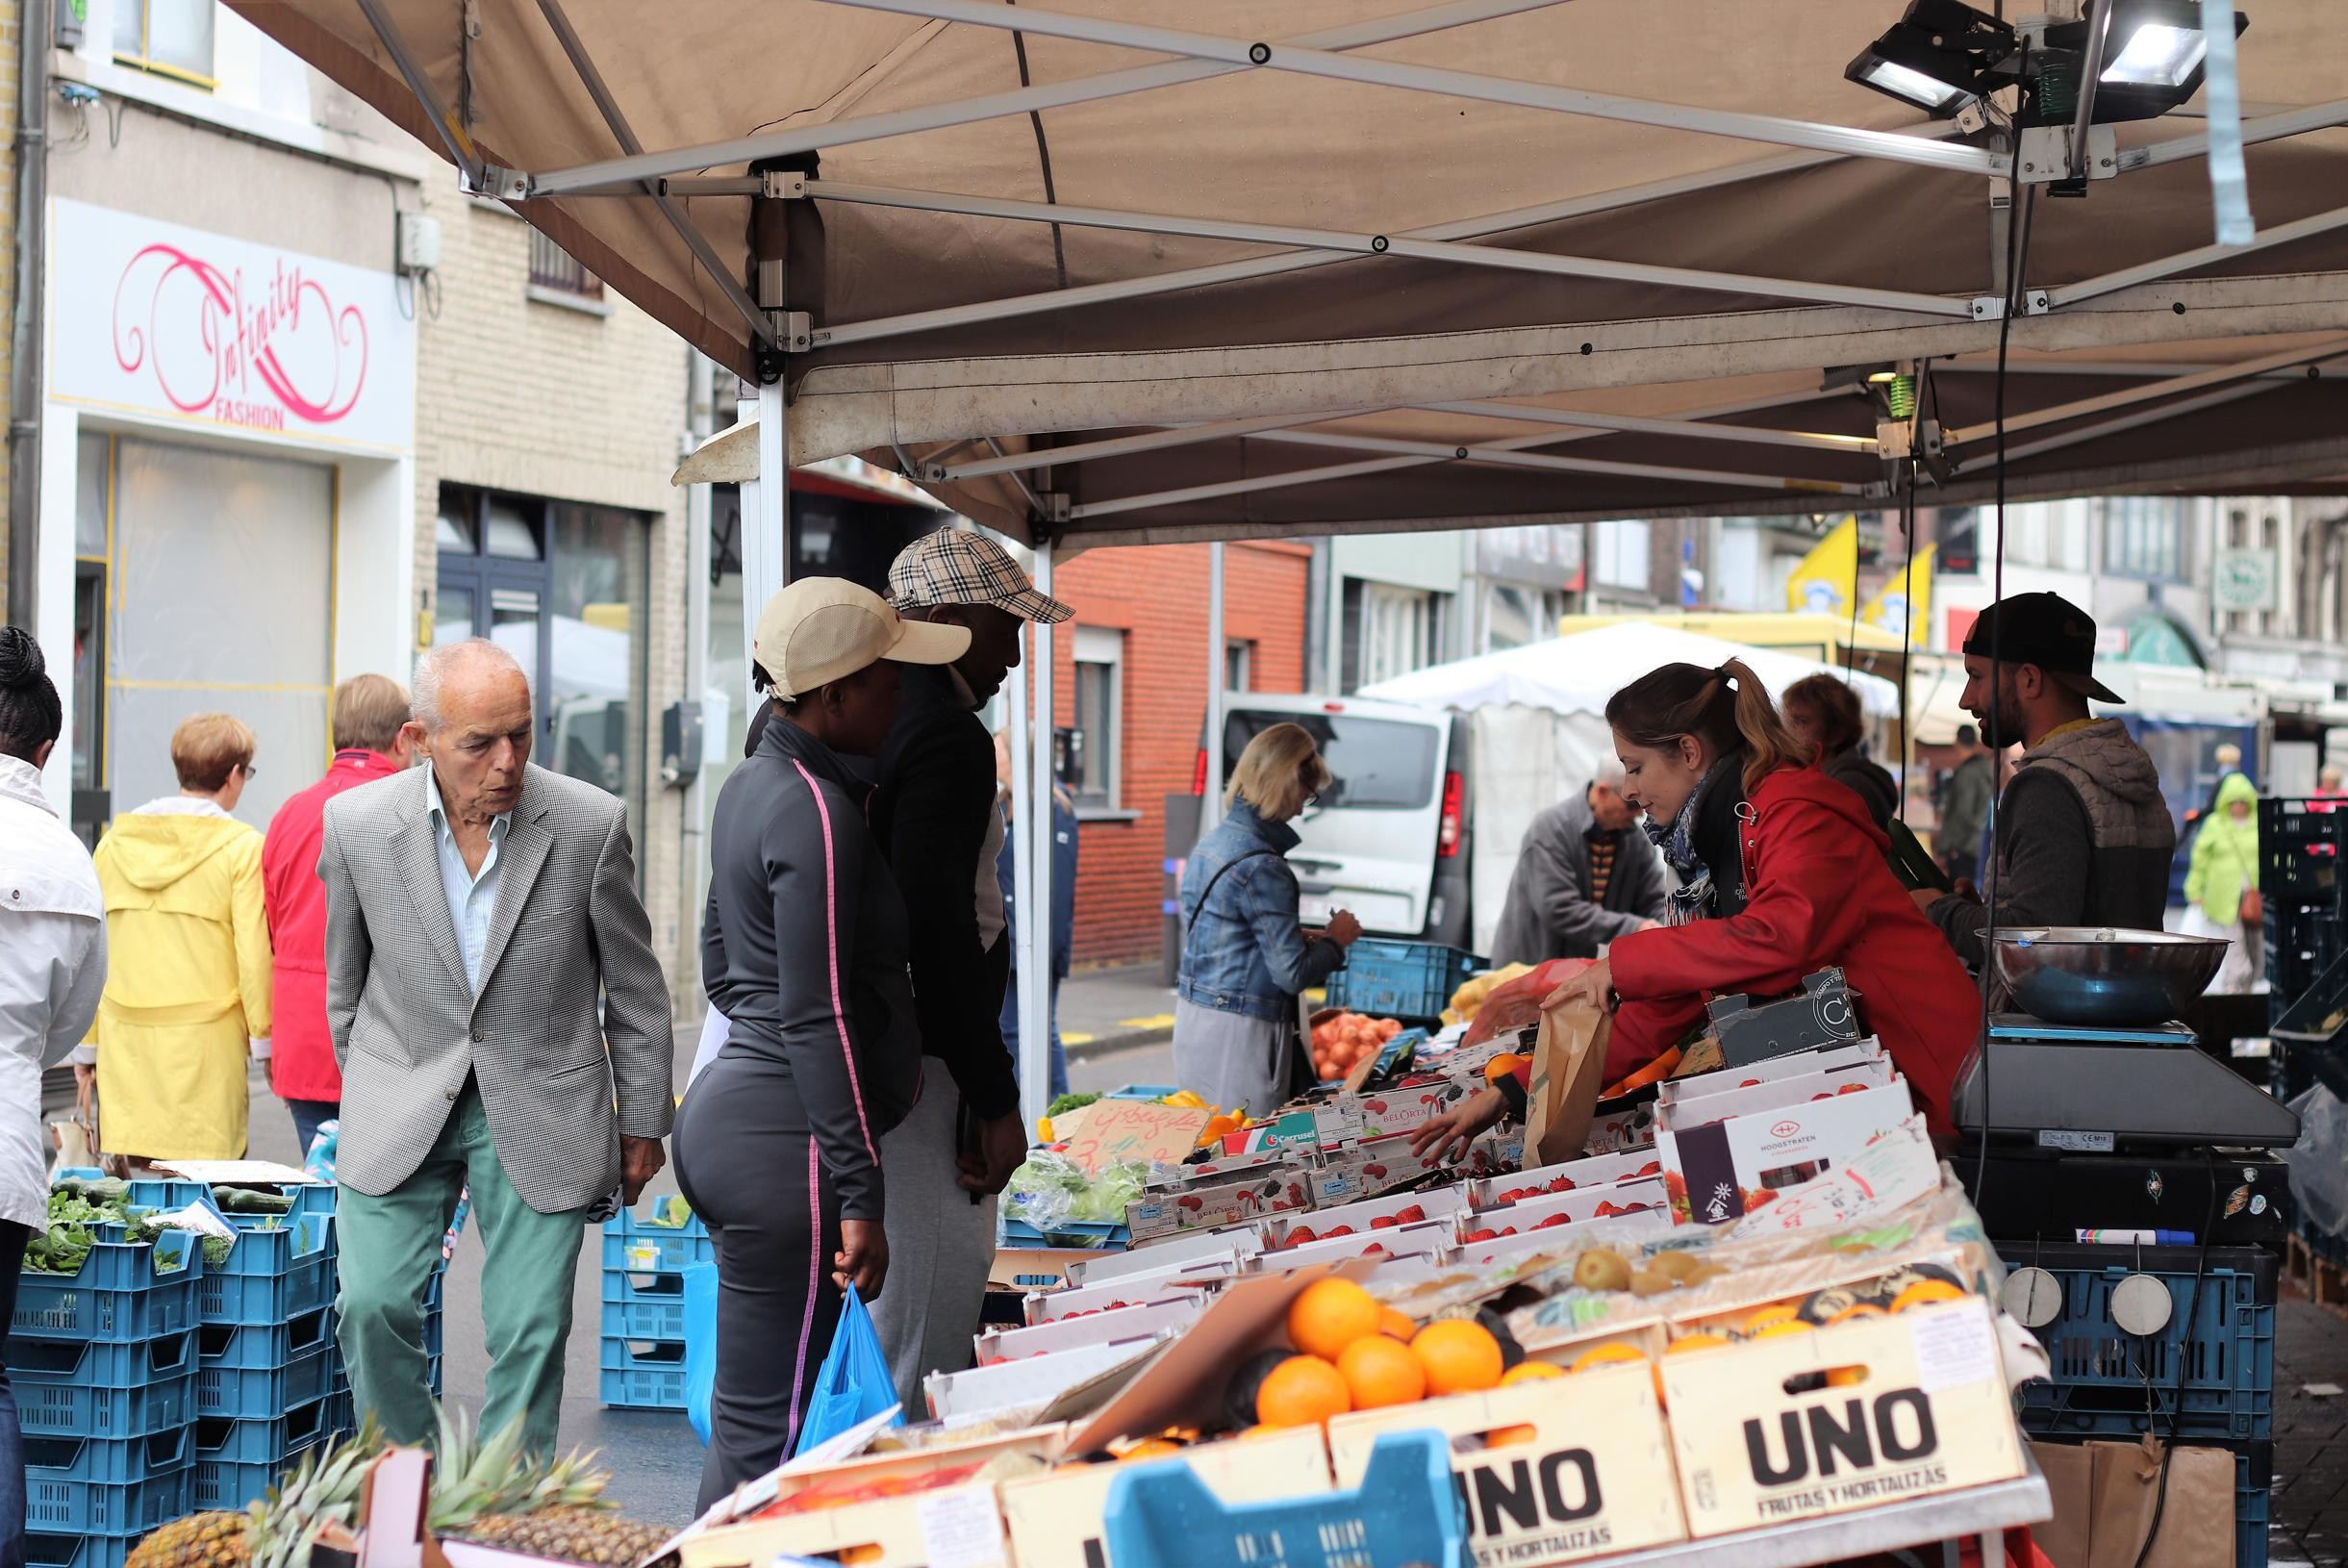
[1785, 517, 1858, 617]
[1863, 543, 1936, 641]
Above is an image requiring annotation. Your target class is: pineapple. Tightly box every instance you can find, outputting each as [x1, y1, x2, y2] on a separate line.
[125, 1510, 249, 1568]
[442, 1509, 675, 1564]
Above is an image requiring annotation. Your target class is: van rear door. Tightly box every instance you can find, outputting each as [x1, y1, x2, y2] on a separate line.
[1220, 700, 1452, 938]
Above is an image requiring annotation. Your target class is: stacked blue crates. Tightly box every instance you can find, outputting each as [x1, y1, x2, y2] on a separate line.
[12, 1228, 203, 1568]
[598, 1196, 707, 1410]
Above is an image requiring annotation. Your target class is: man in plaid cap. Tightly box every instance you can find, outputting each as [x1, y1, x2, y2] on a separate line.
[869, 527, 1072, 1410]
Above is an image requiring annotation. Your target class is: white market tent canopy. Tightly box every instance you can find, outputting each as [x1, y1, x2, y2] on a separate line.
[1359, 621, 1902, 720]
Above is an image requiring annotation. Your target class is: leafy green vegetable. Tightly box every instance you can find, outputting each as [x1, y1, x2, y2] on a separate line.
[1046, 1092, 1100, 1119]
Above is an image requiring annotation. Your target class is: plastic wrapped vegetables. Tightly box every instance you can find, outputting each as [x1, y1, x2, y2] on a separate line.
[1003, 1151, 1147, 1238]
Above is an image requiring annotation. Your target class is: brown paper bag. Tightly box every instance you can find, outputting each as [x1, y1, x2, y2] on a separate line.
[2087, 1437, 2237, 1568]
[2028, 1440, 2095, 1568]
[1525, 993, 1612, 1166]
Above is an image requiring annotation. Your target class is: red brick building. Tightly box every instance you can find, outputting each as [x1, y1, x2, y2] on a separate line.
[1045, 541, 1312, 967]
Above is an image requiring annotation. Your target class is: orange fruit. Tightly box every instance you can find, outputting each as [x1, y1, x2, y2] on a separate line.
[1742, 1303, 1803, 1334]
[1377, 1307, 1418, 1341]
[1483, 1052, 1525, 1084]
[1486, 1423, 1539, 1447]
[1288, 1278, 1384, 1360]
[1337, 1333, 1428, 1408]
[1665, 1332, 1733, 1356]
[1890, 1280, 1967, 1314]
[1827, 1302, 1890, 1327]
[1750, 1321, 1812, 1342]
[1412, 1320, 1505, 1396]
[1119, 1438, 1184, 1461]
[1500, 1361, 1564, 1386]
[1567, 1343, 1651, 1375]
[1256, 1354, 1353, 1428]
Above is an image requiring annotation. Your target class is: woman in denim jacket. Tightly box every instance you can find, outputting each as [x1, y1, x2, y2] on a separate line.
[1174, 723, 1362, 1118]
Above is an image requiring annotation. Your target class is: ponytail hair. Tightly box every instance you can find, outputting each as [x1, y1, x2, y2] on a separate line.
[1603, 659, 1813, 795]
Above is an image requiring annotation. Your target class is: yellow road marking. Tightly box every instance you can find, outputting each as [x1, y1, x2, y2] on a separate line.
[1060, 1031, 1096, 1046]
[1116, 1014, 1176, 1030]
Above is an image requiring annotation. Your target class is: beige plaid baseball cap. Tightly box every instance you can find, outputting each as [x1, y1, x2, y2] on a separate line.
[752, 577, 969, 698]
[888, 529, 1073, 623]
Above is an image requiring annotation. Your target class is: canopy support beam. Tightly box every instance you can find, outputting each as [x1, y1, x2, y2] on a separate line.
[2045, 203, 2348, 309]
[821, 0, 2008, 178]
[934, 411, 1375, 481]
[532, 0, 779, 348]
[1241, 426, 1872, 493]
[803, 178, 1978, 318]
[352, 0, 487, 187]
[1960, 346, 2348, 472]
[1415, 398, 1879, 452]
[2127, 95, 2348, 170]
[525, 0, 1578, 196]
[1945, 333, 2348, 446]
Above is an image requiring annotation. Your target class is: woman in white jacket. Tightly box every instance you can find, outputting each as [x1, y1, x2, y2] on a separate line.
[0, 626, 108, 1565]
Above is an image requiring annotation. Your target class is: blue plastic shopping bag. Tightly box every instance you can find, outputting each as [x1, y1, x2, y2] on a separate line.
[791, 1285, 904, 1457]
[683, 1262, 719, 1446]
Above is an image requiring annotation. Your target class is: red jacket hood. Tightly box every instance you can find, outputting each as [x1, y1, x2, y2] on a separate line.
[1752, 764, 1890, 851]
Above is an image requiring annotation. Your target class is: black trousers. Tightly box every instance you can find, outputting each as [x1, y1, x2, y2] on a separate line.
[673, 1055, 843, 1512]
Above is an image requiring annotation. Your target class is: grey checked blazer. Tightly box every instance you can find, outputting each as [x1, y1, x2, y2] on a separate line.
[318, 763, 674, 1214]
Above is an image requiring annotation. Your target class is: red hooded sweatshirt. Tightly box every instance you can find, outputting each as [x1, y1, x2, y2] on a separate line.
[261, 748, 405, 1102]
[1604, 764, 1979, 1142]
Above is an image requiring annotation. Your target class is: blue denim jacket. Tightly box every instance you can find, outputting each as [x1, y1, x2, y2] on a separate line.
[1176, 799, 1347, 1024]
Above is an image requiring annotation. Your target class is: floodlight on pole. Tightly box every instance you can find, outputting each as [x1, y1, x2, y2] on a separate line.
[1844, 1, 2014, 116]
[2042, 1, 2246, 121]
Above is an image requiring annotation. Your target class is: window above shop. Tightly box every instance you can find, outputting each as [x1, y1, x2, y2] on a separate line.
[114, 0, 215, 88]
[529, 231, 610, 315]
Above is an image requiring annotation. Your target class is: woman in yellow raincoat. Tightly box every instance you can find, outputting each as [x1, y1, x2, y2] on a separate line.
[87, 713, 273, 1160]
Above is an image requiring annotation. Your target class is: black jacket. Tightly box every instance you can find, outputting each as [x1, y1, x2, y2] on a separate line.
[871, 663, 1022, 1122]
[701, 714, 922, 1220]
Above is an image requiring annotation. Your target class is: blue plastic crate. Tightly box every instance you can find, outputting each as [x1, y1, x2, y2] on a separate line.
[14, 1231, 201, 1342]
[197, 1443, 325, 1513]
[600, 1295, 687, 1341]
[2236, 1439, 2272, 1568]
[196, 1394, 334, 1465]
[2012, 1244, 2276, 1440]
[24, 1464, 192, 1535]
[601, 1200, 712, 1274]
[25, 1427, 191, 1485]
[999, 1217, 1128, 1249]
[1104, 1429, 1470, 1568]
[199, 1304, 335, 1372]
[132, 1177, 335, 1227]
[1107, 1084, 1181, 1100]
[1322, 941, 1486, 1023]
[9, 1325, 195, 1389]
[209, 1212, 332, 1279]
[25, 1530, 137, 1568]
[199, 1343, 334, 1421]
[598, 1363, 688, 1410]
[16, 1370, 194, 1441]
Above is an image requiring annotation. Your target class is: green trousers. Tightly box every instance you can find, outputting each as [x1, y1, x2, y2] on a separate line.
[335, 1083, 588, 1458]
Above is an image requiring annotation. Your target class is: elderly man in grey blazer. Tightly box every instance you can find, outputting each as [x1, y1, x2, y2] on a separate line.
[320, 638, 673, 1456]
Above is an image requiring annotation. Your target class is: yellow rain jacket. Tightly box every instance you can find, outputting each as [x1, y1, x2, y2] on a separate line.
[89, 804, 273, 1160]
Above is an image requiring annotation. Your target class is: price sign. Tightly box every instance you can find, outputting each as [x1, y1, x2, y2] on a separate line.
[1058, 1100, 1210, 1176]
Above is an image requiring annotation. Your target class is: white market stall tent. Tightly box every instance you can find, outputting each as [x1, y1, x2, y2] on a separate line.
[1360, 622, 1901, 954]
[225, 0, 2348, 1122]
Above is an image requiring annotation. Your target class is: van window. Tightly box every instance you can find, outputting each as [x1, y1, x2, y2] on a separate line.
[1223, 710, 1439, 811]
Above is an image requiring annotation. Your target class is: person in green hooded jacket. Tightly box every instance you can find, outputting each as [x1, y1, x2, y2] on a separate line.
[2184, 770, 2261, 994]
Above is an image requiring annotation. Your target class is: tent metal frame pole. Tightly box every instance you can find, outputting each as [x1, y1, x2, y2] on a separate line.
[819, 0, 2007, 177]
[1018, 542, 1056, 1131]
[814, 136, 1960, 348]
[1944, 333, 2348, 446]
[1416, 398, 1879, 452]
[2044, 203, 2348, 309]
[1062, 385, 1853, 518]
[2127, 95, 2348, 170]
[935, 411, 1376, 481]
[525, 0, 1576, 196]
[1202, 541, 1225, 863]
[1958, 377, 2300, 473]
[351, 0, 487, 186]
[532, 0, 780, 348]
[2066, 0, 2113, 180]
[1242, 426, 1872, 493]
[1003, 559, 1036, 1122]
[804, 178, 1976, 317]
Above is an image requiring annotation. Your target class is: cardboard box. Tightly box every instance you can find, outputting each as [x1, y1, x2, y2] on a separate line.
[1263, 1186, 1468, 1250]
[1068, 1227, 1260, 1286]
[1349, 1076, 1480, 1140]
[1315, 1131, 1468, 1205]
[1658, 1077, 1917, 1226]
[1452, 1207, 1673, 1267]
[1168, 1145, 1299, 1185]
[1126, 1169, 1312, 1241]
[1247, 1220, 1456, 1273]
[1463, 1125, 1526, 1178]
[1582, 1096, 1659, 1155]
[993, 1249, 1105, 1293]
[925, 1337, 1167, 1423]
[999, 1427, 1329, 1568]
[1470, 1150, 1666, 1207]
[1025, 1263, 1233, 1327]
[1659, 1298, 2026, 1538]
[1655, 1040, 1884, 1106]
[1654, 1059, 1897, 1132]
[1224, 1100, 1364, 1155]
[670, 1427, 1062, 1568]
[1466, 1176, 1667, 1234]
[1327, 1363, 1686, 1565]
[977, 1298, 1206, 1365]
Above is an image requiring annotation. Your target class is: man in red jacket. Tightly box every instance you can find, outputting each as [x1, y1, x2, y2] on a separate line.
[262, 673, 413, 1154]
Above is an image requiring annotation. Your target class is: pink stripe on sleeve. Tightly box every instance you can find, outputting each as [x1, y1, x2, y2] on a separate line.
[792, 760, 878, 1163]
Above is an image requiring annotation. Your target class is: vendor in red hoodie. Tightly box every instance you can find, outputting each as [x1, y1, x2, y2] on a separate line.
[260, 672, 414, 1157]
[1420, 659, 1978, 1150]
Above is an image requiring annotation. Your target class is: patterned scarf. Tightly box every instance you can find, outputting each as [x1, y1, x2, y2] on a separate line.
[1644, 751, 1745, 923]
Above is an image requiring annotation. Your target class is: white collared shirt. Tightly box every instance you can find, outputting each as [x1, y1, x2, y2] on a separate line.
[422, 769, 512, 994]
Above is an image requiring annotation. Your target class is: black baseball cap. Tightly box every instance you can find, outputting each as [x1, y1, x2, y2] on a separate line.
[1961, 592, 2123, 703]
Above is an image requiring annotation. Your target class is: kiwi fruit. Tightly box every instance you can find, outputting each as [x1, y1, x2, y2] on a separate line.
[1573, 1250, 1631, 1294]
[1648, 1251, 1703, 1282]
[1628, 1268, 1678, 1298]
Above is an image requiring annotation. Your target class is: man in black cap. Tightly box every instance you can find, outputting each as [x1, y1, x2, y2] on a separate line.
[1913, 593, 2176, 979]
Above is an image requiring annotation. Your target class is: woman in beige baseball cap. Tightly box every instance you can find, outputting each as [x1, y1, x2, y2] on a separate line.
[673, 576, 965, 1506]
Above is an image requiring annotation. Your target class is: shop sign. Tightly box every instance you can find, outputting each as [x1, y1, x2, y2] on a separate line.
[50, 197, 415, 454]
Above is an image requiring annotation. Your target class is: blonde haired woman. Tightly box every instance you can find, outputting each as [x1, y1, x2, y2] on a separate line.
[88, 712, 272, 1161]
[1174, 722, 1362, 1118]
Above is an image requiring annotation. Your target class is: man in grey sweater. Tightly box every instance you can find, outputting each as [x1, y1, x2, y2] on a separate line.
[1490, 760, 1669, 966]
[1914, 594, 2175, 989]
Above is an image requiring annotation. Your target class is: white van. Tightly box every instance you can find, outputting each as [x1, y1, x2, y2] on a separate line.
[1201, 695, 1476, 949]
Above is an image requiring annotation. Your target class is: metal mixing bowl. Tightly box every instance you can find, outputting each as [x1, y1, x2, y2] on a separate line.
[1991, 926, 2231, 1025]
